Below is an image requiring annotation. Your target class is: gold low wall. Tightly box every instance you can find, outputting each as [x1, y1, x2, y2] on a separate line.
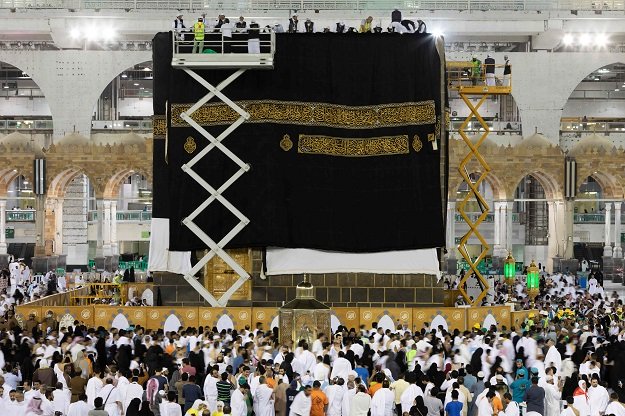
[21, 286, 89, 307]
[16, 304, 534, 334]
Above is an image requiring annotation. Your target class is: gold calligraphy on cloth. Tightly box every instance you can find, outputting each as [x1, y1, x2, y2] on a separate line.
[297, 135, 410, 157]
[170, 100, 436, 129]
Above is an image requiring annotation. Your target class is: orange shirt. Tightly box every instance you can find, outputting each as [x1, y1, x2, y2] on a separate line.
[310, 389, 328, 416]
[492, 396, 503, 413]
[266, 377, 276, 390]
[369, 382, 381, 397]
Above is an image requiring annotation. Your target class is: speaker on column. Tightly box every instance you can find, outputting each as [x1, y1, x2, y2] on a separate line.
[565, 157, 576, 200]
[33, 159, 46, 196]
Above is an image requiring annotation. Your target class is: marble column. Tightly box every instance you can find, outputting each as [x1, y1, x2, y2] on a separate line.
[615, 201, 623, 258]
[446, 201, 456, 255]
[493, 201, 508, 257]
[110, 200, 118, 255]
[103, 200, 112, 256]
[95, 199, 104, 258]
[54, 199, 63, 255]
[0, 199, 6, 255]
[547, 200, 566, 273]
[604, 202, 613, 257]
[564, 200, 575, 259]
[506, 201, 514, 253]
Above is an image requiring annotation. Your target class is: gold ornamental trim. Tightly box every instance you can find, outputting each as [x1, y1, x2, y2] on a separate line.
[153, 116, 167, 137]
[412, 135, 423, 152]
[184, 136, 197, 154]
[297, 134, 410, 157]
[280, 134, 293, 151]
[170, 100, 436, 129]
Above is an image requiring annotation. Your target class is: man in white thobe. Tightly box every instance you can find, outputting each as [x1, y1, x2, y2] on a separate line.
[331, 352, 353, 380]
[588, 376, 609, 416]
[203, 368, 219, 413]
[543, 376, 562, 416]
[231, 384, 249, 416]
[604, 393, 625, 416]
[253, 377, 275, 416]
[351, 386, 372, 416]
[401, 381, 424, 414]
[371, 382, 395, 416]
[124, 377, 144, 412]
[68, 394, 94, 416]
[325, 379, 345, 416]
[97, 379, 123, 416]
[289, 386, 312, 416]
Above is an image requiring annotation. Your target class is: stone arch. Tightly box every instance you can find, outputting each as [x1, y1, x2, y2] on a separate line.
[0, 56, 49, 103]
[449, 170, 507, 202]
[0, 168, 32, 198]
[566, 61, 625, 103]
[0, 50, 152, 138]
[47, 167, 98, 199]
[509, 170, 561, 201]
[92, 59, 153, 123]
[102, 167, 153, 200]
[577, 170, 621, 199]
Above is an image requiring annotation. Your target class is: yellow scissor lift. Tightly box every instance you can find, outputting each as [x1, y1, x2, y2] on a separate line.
[447, 62, 512, 306]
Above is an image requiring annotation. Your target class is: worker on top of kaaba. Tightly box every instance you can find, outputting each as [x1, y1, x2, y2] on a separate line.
[360, 16, 373, 32]
[304, 18, 314, 33]
[248, 21, 260, 54]
[172, 14, 185, 31]
[288, 14, 299, 33]
[235, 16, 246, 30]
[192, 17, 205, 54]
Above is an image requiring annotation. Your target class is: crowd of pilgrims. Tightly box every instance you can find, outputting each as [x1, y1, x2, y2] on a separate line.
[0, 270, 623, 416]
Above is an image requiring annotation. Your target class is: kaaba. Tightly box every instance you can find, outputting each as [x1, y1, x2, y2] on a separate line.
[152, 31, 448, 254]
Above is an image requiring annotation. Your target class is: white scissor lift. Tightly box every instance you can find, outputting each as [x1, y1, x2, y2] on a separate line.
[170, 30, 276, 307]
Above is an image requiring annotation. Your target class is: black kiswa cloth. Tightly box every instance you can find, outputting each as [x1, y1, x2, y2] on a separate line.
[152, 31, 447, 253]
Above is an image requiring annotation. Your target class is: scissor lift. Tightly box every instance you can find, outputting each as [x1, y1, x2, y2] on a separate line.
[170, 30, 275, 307]
[447, 61, 512, 306]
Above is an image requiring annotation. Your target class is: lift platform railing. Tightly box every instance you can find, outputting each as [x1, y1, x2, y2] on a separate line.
[171, 28, 275, 69]
[447, 62, 511, 91]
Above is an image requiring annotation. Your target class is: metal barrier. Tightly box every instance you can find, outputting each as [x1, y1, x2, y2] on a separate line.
[561, 121, 625, 136]
[7, 210, 35, 222]
[87, 210, 152, 222]
[171, 28, 275, 69]
[0, 0, 624, 11]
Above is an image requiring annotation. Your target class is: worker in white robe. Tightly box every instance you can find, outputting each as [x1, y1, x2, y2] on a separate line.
[401, 382, 424, 414]
[325, 379, 345, 416]
[370, 383, 395, 416]
[253, 377, 275, 416]
[543, 376, 562, 416]
[587, 377, 609, 416]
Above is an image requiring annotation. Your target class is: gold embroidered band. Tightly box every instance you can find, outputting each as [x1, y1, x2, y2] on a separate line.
[297, 134, 410, 157]
[170, 100, 436, 129]
[153, 116, 167, 138]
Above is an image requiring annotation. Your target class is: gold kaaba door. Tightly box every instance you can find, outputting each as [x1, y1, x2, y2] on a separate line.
[203, 248, 252, 301]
